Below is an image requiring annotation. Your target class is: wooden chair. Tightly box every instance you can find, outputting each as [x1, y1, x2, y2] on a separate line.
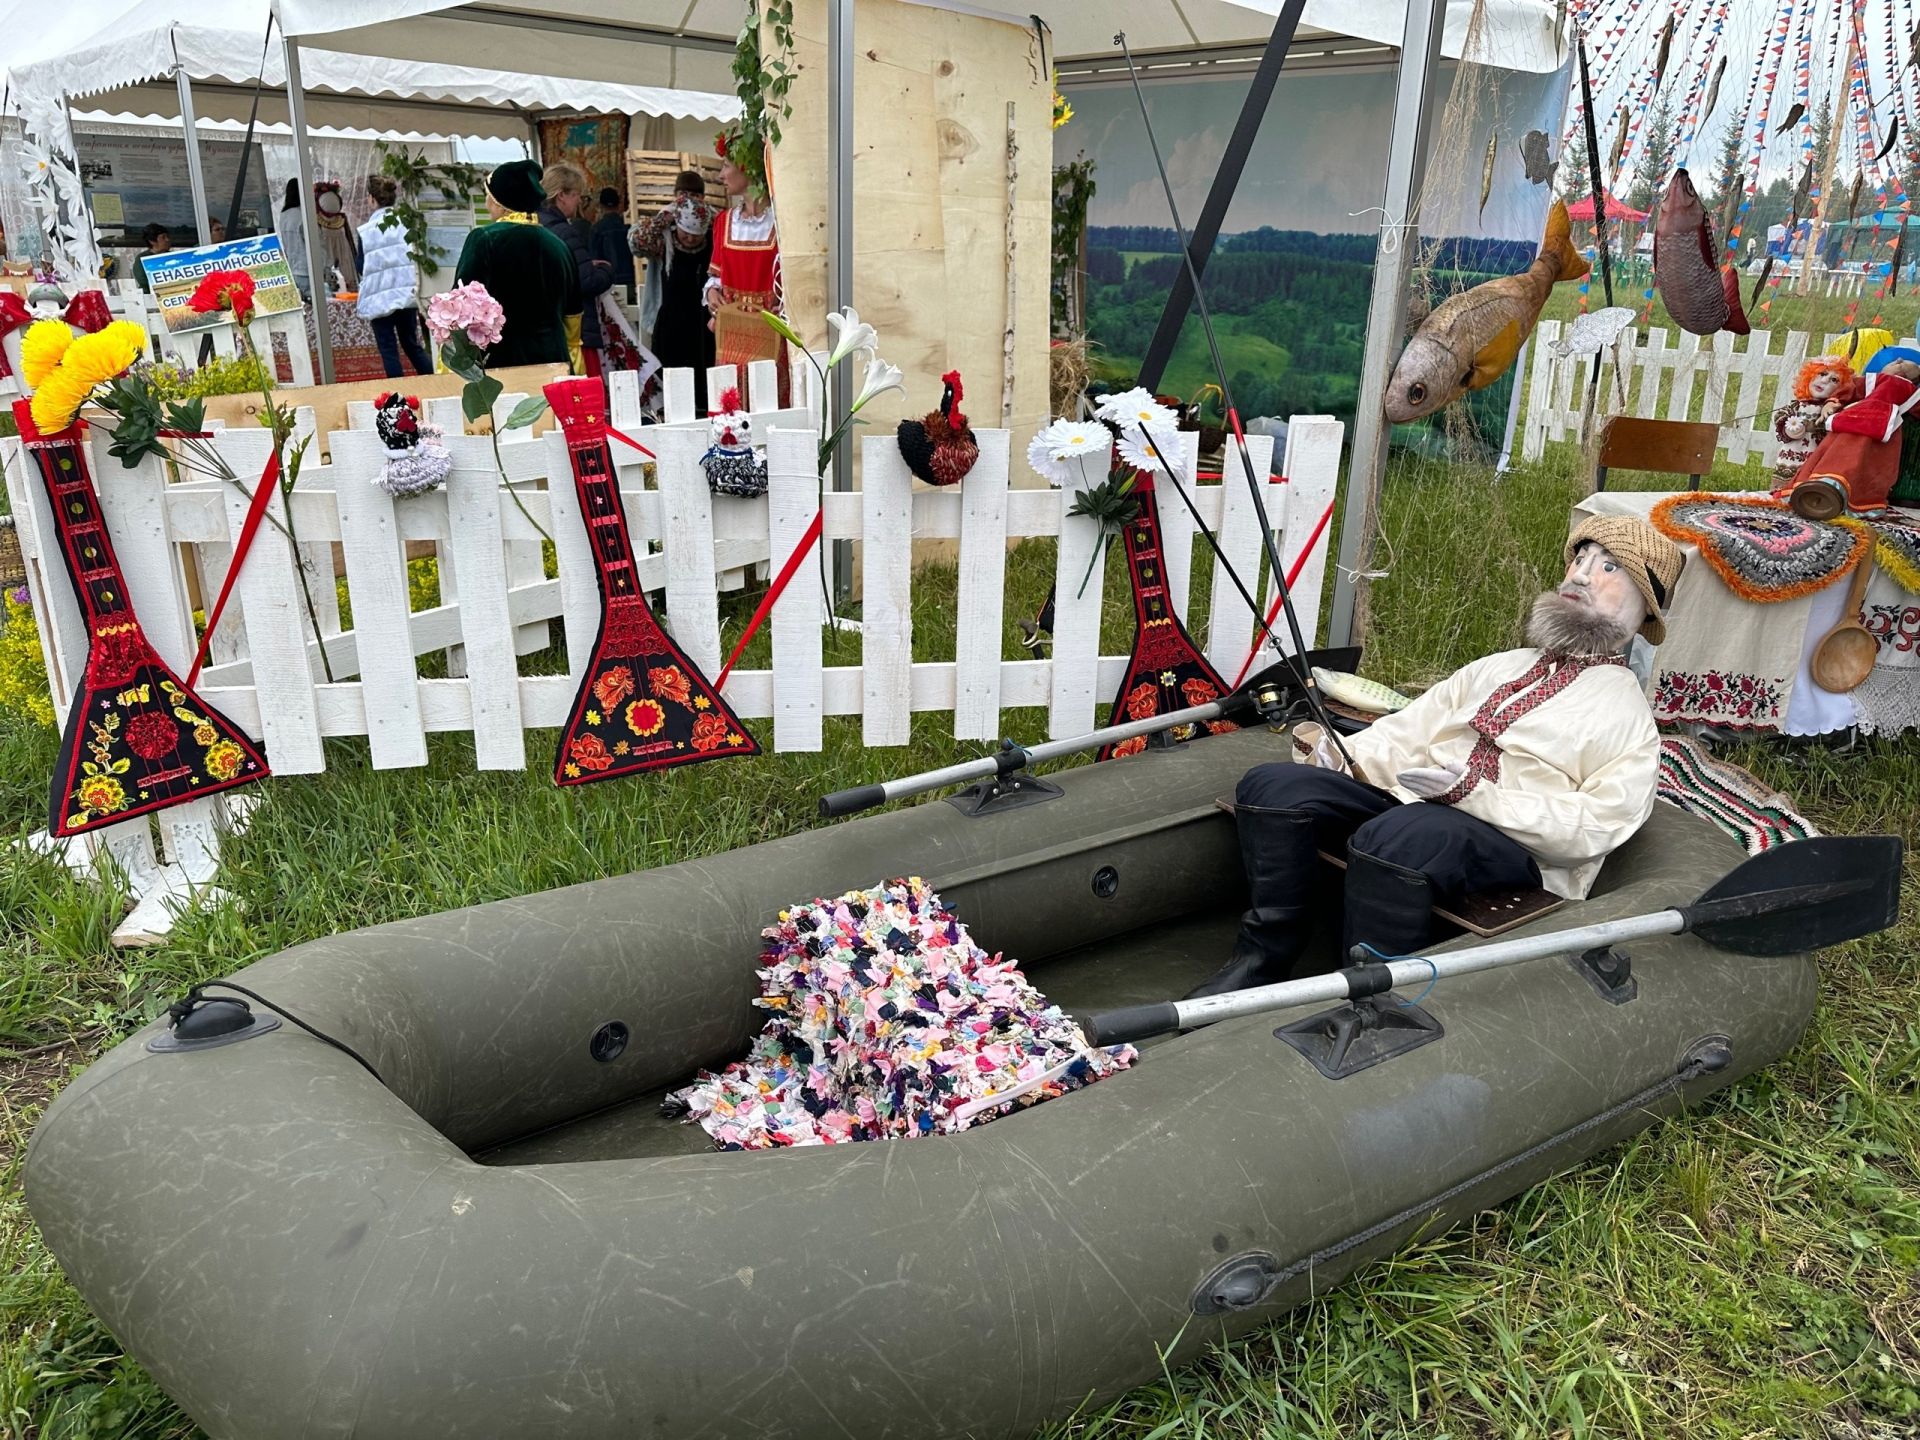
[1592, 416, 1720, 493]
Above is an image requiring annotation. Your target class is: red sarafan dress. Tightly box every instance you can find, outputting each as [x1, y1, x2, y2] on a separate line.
[708, 204, 784, 375]
[1791, 369, 1920, 514]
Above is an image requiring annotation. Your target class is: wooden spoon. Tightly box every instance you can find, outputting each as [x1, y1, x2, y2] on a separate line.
[1812, 553, 1878, 693]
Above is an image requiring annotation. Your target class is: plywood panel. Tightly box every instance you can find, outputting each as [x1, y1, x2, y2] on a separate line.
[768, 0, 1052, 488]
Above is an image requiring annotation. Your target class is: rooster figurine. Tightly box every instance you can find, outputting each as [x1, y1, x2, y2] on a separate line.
[896, 369, 979, 487]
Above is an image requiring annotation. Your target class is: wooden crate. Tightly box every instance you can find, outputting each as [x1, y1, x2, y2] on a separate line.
[626, 150, 725, 223]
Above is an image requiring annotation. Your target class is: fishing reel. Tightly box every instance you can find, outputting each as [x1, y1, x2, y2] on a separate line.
[1226, 647, 1363, 730]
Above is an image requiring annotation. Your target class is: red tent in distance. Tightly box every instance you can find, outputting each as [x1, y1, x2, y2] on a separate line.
[1566, 194, 1650, 223]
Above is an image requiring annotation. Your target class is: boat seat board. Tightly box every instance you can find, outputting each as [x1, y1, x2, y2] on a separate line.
[1213, 796, 1566, 937]
[473, 906, 1249, 1167]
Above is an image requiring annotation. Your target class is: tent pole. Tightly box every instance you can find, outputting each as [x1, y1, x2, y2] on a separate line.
[1323, 0, 1447, 651]
[282, 36, 334, 384]
[826, 0, 855, 608]
[174, 64, 213, 246]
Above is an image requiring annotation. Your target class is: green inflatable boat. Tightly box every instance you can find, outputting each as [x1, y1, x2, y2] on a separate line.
[26, 726, 1827, 1439]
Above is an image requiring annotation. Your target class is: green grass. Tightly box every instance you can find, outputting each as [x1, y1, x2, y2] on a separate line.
[3, 451, 1918, 1438]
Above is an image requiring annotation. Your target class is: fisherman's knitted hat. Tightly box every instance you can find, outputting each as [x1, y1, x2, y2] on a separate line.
[1565, 514, 1686, 646]
[487, 159, 546, 214]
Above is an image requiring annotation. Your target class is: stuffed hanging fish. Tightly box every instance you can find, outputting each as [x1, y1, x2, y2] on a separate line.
[1383, 198, 1589, 422]
[1702, 56, 1727, 120]
[1654, 167, 1751, 337]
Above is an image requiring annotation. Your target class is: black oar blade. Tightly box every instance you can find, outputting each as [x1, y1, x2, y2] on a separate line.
[1682, 836, 1904, 956]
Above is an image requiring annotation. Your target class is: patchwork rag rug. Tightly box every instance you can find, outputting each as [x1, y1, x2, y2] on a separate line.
[1650, 493, 1869, 602]
[1656, 736, 1819, 854]
[668, 877, 1135, 1150]
[1869, 513, 1920, 593]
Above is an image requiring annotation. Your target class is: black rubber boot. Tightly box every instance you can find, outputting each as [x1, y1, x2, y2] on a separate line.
[1340, 849, 1436, 965]
[1184, 805, 1317, 999]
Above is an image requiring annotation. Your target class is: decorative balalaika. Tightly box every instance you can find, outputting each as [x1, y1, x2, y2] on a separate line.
[546, 379, 759, 783]
[13, 401, 268, 837]
[1096, 471, 1238, 761]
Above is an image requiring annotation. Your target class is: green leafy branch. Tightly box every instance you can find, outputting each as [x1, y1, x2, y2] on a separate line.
[373, 140, 488, 277]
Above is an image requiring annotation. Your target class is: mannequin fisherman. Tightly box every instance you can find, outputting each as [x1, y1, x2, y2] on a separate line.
[1190, 515, 1685, 998]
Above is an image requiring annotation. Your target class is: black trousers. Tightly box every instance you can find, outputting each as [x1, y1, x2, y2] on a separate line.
[1237, 763, 1542, 949]
[370, 309, 433, 379]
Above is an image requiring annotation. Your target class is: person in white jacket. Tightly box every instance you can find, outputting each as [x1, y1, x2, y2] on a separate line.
[1189, 514, 1686, 998]
[356, 174, 431, 378]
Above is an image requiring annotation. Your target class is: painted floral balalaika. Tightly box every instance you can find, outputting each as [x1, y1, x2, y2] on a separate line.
[13, 401, 268, 836]
[1098, 472, 1237, 761]
[544, 379, 759, 783]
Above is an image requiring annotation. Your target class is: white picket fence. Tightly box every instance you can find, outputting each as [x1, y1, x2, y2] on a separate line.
[1521, 321, 1849, 466]
[6, 384, 1340, 889]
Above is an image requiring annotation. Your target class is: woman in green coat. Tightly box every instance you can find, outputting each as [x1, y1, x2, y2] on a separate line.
[454, 159, 581, 369]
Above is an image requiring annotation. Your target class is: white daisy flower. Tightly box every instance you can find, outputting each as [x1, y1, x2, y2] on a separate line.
[1117, 422, 1183, 474]
[1095, 387, 1172, 429]
[1026, 417, 1110, 485]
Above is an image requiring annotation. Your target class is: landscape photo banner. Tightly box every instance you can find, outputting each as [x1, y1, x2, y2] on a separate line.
[140, 235, 303, 335]
[1059, 59, 1571, 440]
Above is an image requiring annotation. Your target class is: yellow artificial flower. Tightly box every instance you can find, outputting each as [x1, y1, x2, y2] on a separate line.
[29, 368, 92, 434]
[19, 320, 72, 389]
[62, 322, 146, 391]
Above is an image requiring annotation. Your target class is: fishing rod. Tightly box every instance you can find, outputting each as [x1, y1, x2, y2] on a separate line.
[818, 650, 1356, 819]
[1078, 834, 1903, 1045]
[1112, 29, 1357, 772]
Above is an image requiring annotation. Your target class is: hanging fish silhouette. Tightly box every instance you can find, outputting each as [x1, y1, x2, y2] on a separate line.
[1479, 133, 1498, 218]
[1609, 107, 1629, 171]
[1791, 155, 1814, 214]
[1847, 171, 1866, 222]
[1652, 15, 1675, 88]
[1777, 101, 1806, 134]
[1911, 24, 1920, 74]
[1875, 116, 1901, 163]
[1702, 56, 1727, 120]
[1520, 129, 1556, 185]
[1383, 199, 1589, 422]
[1655, 168, 1751, 336]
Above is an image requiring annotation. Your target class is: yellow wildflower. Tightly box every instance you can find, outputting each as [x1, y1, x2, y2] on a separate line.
[19, 320, 72, 389]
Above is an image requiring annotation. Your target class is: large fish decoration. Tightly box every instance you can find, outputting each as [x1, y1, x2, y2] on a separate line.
[1777, 101, 1806, 135]
[1609, 107, 1629, 171]
[1479, 134, 1497, 218]
[1383, 198, 1589, 423]
[1520, 129, 1555, 185]
[1702, 56, 1727, 120]
[1654, 168, 1751, 337]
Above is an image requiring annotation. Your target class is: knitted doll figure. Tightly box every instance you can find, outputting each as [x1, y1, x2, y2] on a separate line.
[699, 386, 768, 497]
[373, 392, 452, 497]
[1771, 357, 1855, 492]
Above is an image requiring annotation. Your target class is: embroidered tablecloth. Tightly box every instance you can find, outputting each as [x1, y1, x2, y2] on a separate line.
[1573, 492, 1920, 736]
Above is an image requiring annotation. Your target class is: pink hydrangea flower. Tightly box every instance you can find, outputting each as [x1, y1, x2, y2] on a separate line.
[426, 282, 506, 349]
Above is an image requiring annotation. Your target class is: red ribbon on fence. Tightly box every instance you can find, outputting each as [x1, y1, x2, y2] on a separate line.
[606, 425, 656, 460]
[186, 448, 283, 688]
[1229, 496, 1336, 691]
[714, 509, 823, 692]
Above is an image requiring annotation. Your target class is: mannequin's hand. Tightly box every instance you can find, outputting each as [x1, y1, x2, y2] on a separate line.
[1397, 762, 1466, 799]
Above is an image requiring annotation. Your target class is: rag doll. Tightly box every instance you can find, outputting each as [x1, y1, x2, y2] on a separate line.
[1786, 359, 1920, 518]
[699, 387, 768, 497]
[373, 392, 452, 497]
[1771, 357, 1855, 492]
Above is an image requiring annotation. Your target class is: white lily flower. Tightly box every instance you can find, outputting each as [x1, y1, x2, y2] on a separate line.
[1026, 416, 1110, 485]
[826, 307, 879, 366]
[851, 355, 905, 411]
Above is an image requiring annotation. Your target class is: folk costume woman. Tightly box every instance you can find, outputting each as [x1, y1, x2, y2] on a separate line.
[1191, 516, 1684, 999]
[454, 160, 580, 369]
[1786, 359, 1920, 517]
[632, 169, 718, 412]
[311, 182, 360, 292]
[1770, 357, 1853, 491]
[703, 139, 786, 385]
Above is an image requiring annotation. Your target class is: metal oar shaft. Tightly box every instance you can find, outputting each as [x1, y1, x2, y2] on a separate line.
[1085, 909, 1688, 1045]
[818, 696, 1230, 818]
